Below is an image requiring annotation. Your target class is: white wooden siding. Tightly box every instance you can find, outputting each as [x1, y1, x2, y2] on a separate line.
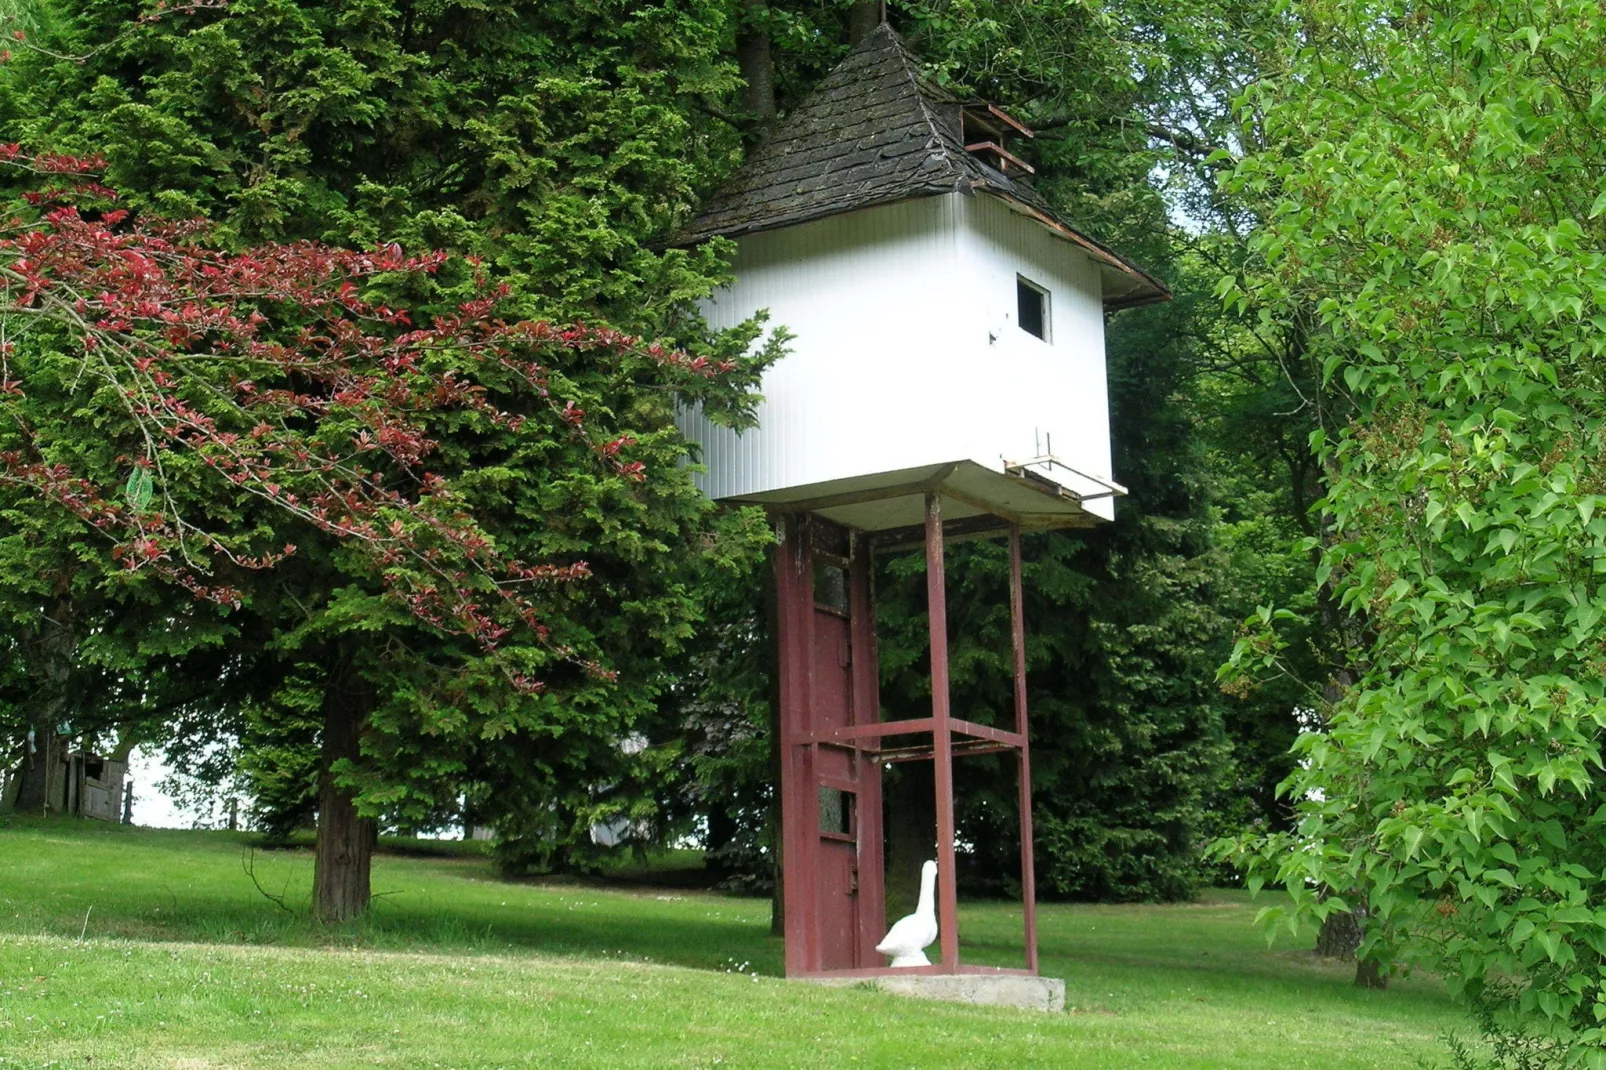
[677, 191, 1116, 523]
[951, 194, 1115, 520]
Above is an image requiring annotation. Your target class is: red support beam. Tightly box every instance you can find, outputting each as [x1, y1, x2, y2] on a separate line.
[776, 506, 1041, 980]
[926, 492, 961, 971]
[801, 717, 936, 745]
[848, 530, 886, 965]
[877, 740, 1017, 763]
[949, 718, 1025, 748]
[1010, 524, 1039, 974]
[775, 517, 817, 976]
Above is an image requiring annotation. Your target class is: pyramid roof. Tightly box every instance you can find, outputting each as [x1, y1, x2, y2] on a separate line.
[672, 25, 1168, 309]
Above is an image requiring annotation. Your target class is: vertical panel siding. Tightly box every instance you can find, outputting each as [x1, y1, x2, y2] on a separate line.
[676, 192, 1116, 520]
[950, 195, 1116, 520]
[677, 195, 967, 501]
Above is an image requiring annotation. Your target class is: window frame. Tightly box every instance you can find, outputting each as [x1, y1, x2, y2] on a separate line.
[1016, 274, 1051, 342]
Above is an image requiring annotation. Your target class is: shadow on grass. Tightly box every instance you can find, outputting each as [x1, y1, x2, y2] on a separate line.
[0, 816, 782, 974]
[0, 817, 1454, 1021]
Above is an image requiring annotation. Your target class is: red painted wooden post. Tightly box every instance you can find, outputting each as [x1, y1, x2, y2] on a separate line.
[1010, 524, 1039, 974]
[848, 531, 886, 963]
[775, 506, 1044, 979]
[926, 493, 961, 970]
[776, 515, 816, 975]
[775, 516, 801, 975]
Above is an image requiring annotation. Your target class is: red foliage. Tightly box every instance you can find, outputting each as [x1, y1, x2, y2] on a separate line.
[0, 151, 729, 688]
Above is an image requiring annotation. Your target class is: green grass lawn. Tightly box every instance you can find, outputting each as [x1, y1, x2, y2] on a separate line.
[0, 818, 1469, 1068]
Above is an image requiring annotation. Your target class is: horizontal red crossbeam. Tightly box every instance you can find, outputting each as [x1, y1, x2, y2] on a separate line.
[799, 717, 1023, 749]
[951, 718, 1024, 748]
[878, 740, 1017, 764]
[800, 717, 934, 744]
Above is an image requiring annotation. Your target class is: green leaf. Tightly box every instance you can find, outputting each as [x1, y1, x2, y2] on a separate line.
[1487, 868, 1518, 888]
[125, 467, 154, 511]
[1512, 917, 1536, 945]
[1537, 929, 1563, 965]
[1400, 825, 1425, 859]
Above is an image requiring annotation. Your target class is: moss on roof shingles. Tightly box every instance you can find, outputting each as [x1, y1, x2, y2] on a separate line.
[672, 24, 1169, 308]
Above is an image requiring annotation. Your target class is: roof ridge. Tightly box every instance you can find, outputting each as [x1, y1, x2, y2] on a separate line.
[668, 24, 973, 246]
[666, 23, 1168, 308]
[874, 26, 970, 191]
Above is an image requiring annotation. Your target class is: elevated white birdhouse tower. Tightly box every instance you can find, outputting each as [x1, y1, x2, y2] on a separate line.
[674, 26, 1165, 535]
[672, 25, 1167, 986]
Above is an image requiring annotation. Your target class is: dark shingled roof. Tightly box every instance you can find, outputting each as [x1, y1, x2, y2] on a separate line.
[671, 25, 1168, 309]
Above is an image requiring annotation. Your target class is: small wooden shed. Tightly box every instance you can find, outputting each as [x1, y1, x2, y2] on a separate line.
[672, 25, 1167, 981]
[52, 750, 127, 822]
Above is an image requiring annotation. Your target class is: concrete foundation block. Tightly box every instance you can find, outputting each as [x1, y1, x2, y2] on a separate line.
[808, 973, 1065, 1012]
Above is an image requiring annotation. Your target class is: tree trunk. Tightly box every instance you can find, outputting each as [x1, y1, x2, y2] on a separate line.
[313, 672, 377, 924]
[1354, 954, 1388, 990]
[1314, 907, 1362, 959]
[1311, 649, 1383, 988]
[1, 764, 20, 812]
[14, 599, 76, 814]
[737, 0, 777, 131]
[705, 806, 737, 872]
[11, 722, 53, 815]
[1314, 896, 1388, 989]
[108, 727, 142, 764]
[847, 0, 882, 44]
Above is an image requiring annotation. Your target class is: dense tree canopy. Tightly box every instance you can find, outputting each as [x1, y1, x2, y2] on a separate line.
[0, 0, 789, 918]
[1218, 0, 1606, 1058]
[0, 0, 1328, 926]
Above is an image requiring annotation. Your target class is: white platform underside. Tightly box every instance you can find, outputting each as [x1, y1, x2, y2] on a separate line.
[731, 460, 1097, 533]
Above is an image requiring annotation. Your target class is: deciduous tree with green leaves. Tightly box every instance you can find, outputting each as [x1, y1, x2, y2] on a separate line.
[1218, 0, 1606, 1059]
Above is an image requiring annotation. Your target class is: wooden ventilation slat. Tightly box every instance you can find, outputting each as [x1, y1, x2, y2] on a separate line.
[964, 140, 1036, 174]
[963, 102, 1035, 139]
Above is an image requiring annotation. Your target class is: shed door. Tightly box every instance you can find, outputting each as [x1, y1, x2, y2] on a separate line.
[778, 515, 885, 976]
[811, 586, 859, 971]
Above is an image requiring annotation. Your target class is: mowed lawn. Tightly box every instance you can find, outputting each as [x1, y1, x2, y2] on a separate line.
[0, 820, 1467, 1068]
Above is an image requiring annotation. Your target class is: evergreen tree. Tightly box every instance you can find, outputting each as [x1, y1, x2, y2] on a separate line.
[679, 0, 1318, 902]
[0, 0, 781, 918]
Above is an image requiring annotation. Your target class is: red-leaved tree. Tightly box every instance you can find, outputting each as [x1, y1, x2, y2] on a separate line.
[0, 150, 764, 918]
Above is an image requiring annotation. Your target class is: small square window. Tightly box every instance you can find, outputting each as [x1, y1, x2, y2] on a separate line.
[1017, 275, 1049, 341]
[819, 786, 854, 836]
[813, 562, 848, 612]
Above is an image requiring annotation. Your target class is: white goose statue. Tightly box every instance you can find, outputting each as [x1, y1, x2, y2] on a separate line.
[876, 859, 939, 967]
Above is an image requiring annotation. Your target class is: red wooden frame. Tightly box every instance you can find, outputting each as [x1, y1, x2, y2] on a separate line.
[774, 494, 1040, 979]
